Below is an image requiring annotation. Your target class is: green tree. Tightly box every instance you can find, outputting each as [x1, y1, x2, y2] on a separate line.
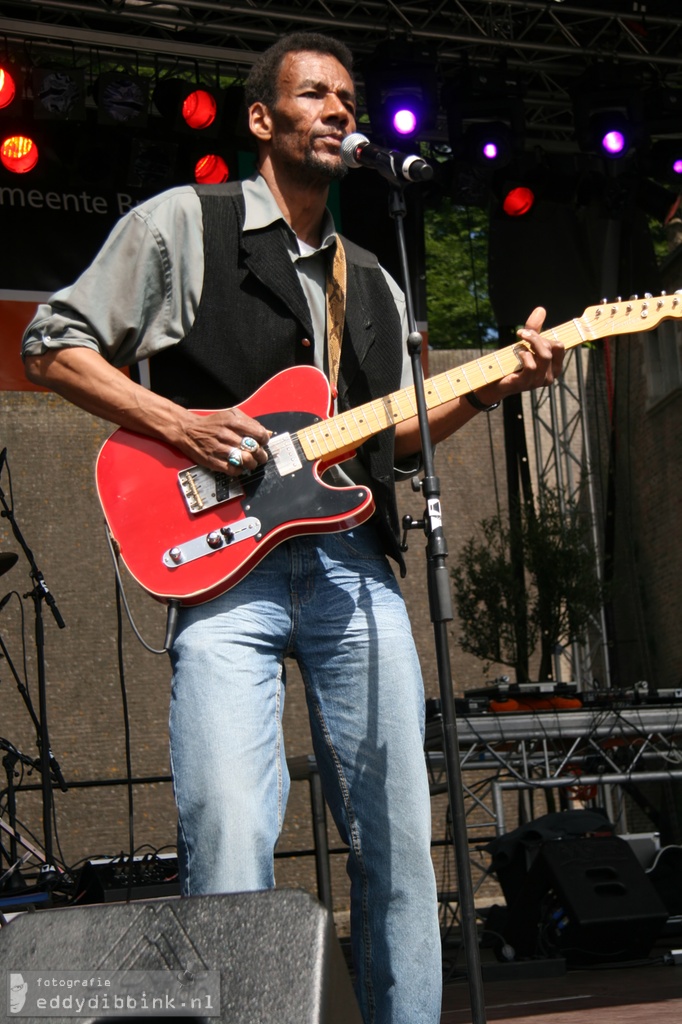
[452, 487, 605, 683]
[424, 198, 496, 348]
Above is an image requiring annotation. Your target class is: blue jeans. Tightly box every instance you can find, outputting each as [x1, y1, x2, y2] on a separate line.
[168, 526, 441, 1024]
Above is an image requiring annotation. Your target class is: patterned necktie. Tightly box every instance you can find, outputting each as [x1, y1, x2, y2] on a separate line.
[325, 236, 346, 399]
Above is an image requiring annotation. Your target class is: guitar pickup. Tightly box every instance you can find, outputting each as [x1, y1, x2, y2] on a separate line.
[178, 466, 243, 513]
[268, 432, 302, 476]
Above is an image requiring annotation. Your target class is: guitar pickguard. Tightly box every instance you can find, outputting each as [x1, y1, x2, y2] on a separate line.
[96, 392, 374, 604]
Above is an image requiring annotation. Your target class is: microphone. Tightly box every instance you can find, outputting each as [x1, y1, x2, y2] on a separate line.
[341, 133, 434, 184]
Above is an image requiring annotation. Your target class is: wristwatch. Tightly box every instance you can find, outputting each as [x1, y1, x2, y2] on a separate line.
[464, 391, 501, 413]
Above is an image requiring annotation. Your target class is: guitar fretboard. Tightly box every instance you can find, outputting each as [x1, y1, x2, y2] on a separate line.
[296, 318, 590, 462]
[296, 291, 682, 463]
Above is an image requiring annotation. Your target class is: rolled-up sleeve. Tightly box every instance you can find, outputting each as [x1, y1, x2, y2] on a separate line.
[21, 185, 204, 367]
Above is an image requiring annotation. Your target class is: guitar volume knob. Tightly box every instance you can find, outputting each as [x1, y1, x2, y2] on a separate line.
[206, 531, 223, 549]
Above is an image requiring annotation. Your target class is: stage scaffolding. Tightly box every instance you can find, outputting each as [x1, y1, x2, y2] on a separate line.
[528, 344, 611, 690]
[426, 705, 682, 904]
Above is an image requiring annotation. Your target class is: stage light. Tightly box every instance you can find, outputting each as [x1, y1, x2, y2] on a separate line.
[491, 152, 577, 219]
[182, 89, 217, 130]
[381, 91, 426, 139]
[363, 42, 438, 144]
[95, 71, 149, 127]
[194, 153, 230, 184]
[0, 64, 24, 117]
[153, 79, 223, 137]
[32, 67, 86, 121]
[603, 130, 626, 155]
[588, 112, 633, 159]
[502, 184, 535, 217]
[1, 134, 39, 174]
[389, 103, 418, 137]
[572, 66, 645, 161]
[0, 67, 17, 109]
[444, 67, 524, 173]
[462, 121, 515, 169]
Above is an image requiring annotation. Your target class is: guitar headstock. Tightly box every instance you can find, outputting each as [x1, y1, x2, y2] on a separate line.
[582, 291, 682, 337]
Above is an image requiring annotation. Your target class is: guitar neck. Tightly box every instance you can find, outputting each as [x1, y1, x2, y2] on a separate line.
[296, 290, 682, 463]
[296, 318, 589, 463]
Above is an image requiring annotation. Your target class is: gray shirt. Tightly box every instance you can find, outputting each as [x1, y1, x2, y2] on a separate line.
[22, 175, 418, 481]
[22, 174, 410, 383]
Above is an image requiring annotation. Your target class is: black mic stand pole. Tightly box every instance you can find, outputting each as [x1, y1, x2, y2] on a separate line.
[387, 181, 487, 1024]
[0, 468, 67, 886]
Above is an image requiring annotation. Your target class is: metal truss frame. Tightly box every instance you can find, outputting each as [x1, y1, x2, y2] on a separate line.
[528, 346, 612, 690]
[427, 704, 682, 903]
[1, 2, 682, 145]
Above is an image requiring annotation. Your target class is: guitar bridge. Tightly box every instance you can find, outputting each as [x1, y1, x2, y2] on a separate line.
[178, 466, 243, 513]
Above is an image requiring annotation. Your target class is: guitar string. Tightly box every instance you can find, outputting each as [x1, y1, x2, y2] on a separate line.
[221, 299, 677, 482]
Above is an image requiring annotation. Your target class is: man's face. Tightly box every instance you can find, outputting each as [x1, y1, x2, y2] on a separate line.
[266, 50, 356, 182]
[10, 974, 28, 1013]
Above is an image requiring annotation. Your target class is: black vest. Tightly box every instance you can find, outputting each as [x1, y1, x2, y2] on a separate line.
[149, 182, 406, 569]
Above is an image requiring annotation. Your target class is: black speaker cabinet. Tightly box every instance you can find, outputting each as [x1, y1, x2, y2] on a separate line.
[0, 889, 362, 1023]
[503, 837, 669, 964]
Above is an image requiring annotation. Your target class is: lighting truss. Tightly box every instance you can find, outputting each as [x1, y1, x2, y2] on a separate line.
[0, 2, 682, 146]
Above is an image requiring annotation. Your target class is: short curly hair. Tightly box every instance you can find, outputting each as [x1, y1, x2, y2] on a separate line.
[244, 32, 354, 110]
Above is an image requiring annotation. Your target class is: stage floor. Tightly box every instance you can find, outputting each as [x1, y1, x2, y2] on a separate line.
[441, 947, 682, 1022]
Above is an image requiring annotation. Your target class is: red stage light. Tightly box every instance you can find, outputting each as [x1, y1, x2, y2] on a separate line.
[182, 90, 217, 130]
[0, 68, 17, 109]
[194, 153, 229, 184]
[502, 185, 535, 217]
[1, 135, 39, 173]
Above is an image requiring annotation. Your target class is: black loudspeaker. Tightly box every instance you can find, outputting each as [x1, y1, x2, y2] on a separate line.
[503, 837, 669, 965]
[0, 889, 362, 1023]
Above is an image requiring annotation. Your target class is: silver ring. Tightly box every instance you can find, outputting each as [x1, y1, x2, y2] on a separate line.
[227, 448, 243, 468]
[240, 436, 259, 453]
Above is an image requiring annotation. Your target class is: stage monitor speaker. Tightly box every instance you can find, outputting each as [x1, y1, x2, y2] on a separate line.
[503, 837, 669, 965]
[0, 888, 362, 1023]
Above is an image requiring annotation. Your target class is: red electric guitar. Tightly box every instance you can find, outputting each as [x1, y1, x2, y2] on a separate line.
[96, 294, 681, 605]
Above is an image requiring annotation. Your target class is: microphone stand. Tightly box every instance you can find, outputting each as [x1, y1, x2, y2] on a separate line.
[0, 464, 67, 886]
[386, 179, 487, 1024]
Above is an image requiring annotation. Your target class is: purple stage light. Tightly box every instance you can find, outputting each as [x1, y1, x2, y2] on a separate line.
[482, 141, 498, 160]
[392, 107, 418, 135]
[601, 129, 626, 156]
[673, 158, 682, 176]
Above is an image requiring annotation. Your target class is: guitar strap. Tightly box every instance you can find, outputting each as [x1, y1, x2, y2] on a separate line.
[325, 236, 346, 400]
